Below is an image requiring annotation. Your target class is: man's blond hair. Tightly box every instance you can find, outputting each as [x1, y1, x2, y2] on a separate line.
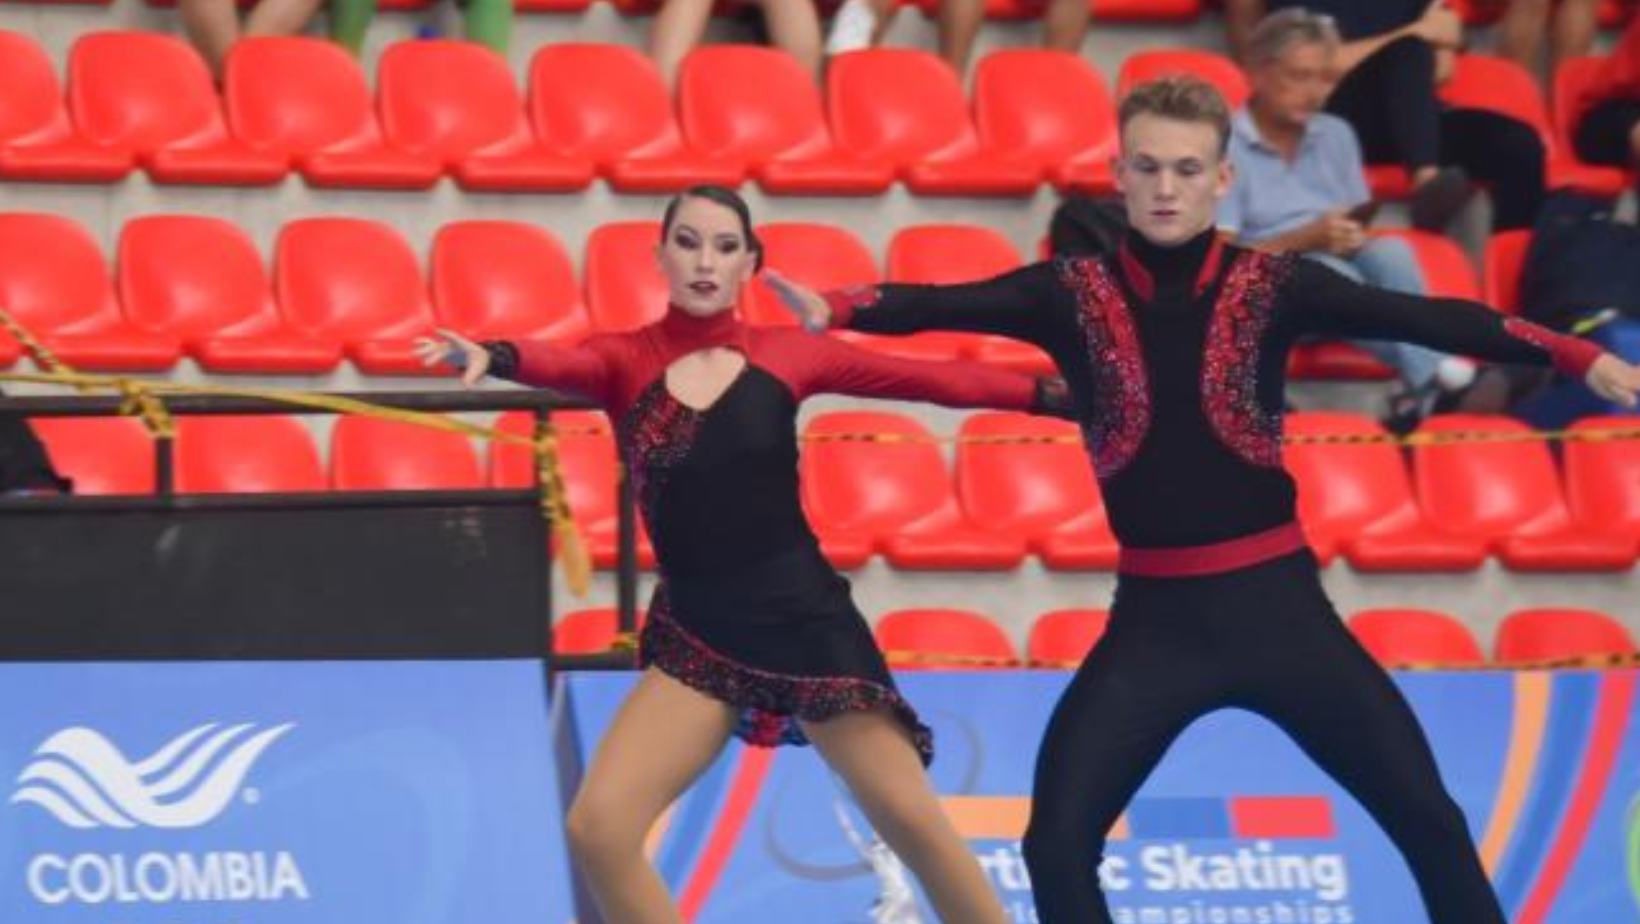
[1117, 75, 1232, 157]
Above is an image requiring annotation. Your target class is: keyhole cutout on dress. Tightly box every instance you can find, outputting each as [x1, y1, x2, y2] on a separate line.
[663, 347, 749, 412]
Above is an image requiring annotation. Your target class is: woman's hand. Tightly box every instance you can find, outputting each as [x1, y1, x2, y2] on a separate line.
[414, 328, 490, 387]
[1586, 353, 1640, 409]
[763, 270, 832, 333]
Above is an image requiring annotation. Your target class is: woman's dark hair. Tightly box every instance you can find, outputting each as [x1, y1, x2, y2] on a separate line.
[660, 184, 764, 271]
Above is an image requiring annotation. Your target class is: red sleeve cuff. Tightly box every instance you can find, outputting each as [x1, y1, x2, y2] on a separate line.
[1504, 318, 1604, 378]
[821, 285, 882, 329]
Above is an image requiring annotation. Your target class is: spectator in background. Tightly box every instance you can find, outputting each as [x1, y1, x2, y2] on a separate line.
[825, 0, 985, 72]
[1221, 8, 1477, 429]
[179, 0, 326, 75]
[1229, 0, 1548, 233]
[651, 0, 822, 85]
[1571, 10, 1640, 194]
[1482, 0, 1610, 82]
[825, 0, 1091, 73]
[329, 0, 514, 60]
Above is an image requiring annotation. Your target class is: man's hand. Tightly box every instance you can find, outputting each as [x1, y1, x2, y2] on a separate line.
[1587, 353, 1640, 408]
[413, 328, 490, 387]
[1309, 211, 1367, 257]
[1412, 0, 1464, 49]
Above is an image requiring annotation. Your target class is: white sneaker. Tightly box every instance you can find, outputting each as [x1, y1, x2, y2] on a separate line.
[826, 0, 878, 56]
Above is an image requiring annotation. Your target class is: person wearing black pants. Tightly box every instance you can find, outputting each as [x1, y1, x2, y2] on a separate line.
[1259, 0, 1548, 231]
[770, 77, 1640, 924]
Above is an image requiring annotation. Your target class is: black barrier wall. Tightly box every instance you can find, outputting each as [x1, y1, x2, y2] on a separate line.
[0, 493, 550, 660]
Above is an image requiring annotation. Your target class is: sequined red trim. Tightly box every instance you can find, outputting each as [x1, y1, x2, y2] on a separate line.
[639, 597, 935, 765]
[821, 285, 884, 328]
[1201, 251, 1295, 468]
[1502, 317, 1603, 378]
[1056, 257, 1150, 479]
[1117, 235, 1226, 302]
[617, 380, 704, 532]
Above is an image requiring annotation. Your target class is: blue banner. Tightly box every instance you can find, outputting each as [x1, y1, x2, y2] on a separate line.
[0, 661, 574, 924]
[558, 670, 1640, 924]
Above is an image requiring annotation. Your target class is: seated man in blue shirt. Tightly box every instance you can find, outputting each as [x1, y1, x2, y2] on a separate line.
[1219, 7, 1476, 428]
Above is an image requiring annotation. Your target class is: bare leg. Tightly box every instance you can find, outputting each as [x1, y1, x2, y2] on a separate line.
[938, 0, 985, 73]
[801, 710, 1007, 924]
[758, 0, 824, 80]
[650, 0, 716, 86]
[566, 669, 738, 924]
[1041, 0, 1091, 52]
[177, 0, 241, 75]
[1550, 0, 1602, 72]
[244, 0, 328, 38]
[1494, 0, 1550, 73]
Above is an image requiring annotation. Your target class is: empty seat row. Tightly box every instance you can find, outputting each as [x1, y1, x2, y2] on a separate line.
[5, 32, 1622, 197]
[552, 604, 1640, 667]
[0, 211, 1515, 377]
[33, 409, 1640, 573]
[0, 33, 1112, 195]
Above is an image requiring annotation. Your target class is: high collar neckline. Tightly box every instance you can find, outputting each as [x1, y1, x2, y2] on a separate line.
[1117, 227, 1224, 302]
[659, 302, 743, 352]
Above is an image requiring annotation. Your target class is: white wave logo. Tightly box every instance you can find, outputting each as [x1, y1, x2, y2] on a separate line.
[11, 723, 293, 829]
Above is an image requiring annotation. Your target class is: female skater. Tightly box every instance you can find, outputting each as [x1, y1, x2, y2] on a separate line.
[416, 185, 1065, 924]
[770, 77, 1640, 924]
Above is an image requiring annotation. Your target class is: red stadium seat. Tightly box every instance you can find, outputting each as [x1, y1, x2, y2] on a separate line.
[1451, 0, 1633, 26]
[0, 30, 130, 181]
[741, 222, 879, 329]
[1291, 230, 1478, 381]
[1495, 607, 1638, 662]
[1117, 50, 1250, 110]
[972, 50, 1118, 192]
[801, 411, 1025, 568]
[1554, 56, 1636, 190]
[490, 410, 656, 569]
[224, 38, 437, 189]
[29, 417, 155, 495]
[0, 213, 180, 370]
[1439, 54, 1627, 196]
[874, 608, 1018, 669]
[677, 46, 894, 195]
[584, 221, 669, 333]
[1483, 229, 1531, 313]
[308, 40, 594, 191]
[1027, 609, 1110, 666]
[1347, 608, 1485, 667]
[955, 411, 1119, 569]
[879, 224, 1026, 365]
[1411, 415, 1635, 569]
[174, 416, 325, 493]
[66, 33, 285, 185]
[1281, 412, 1486, 570]
[430, 221, 590, 343]
[526, 44, 741, 193]
[272, 218, 436, 374]
[553, 607, 645, 655]
[826, 49, 1040, 195]
[117, 215, 341, 373]
[330, 416, 483, 490]
[1506, 416, 1640, 565]
[1092, 0, 1200, 19]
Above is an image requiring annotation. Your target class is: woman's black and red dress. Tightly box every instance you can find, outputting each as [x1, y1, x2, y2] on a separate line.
[819, 228, 1603, 924]
[487, 305, 1060, 765]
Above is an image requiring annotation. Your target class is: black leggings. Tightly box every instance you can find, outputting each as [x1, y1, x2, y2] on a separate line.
[1021, 551, 1506, 924]
[1326, 35, 1546, 230]
[1573, 97, 1640, 166]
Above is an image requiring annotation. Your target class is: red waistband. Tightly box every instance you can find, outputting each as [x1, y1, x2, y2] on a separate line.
[1117, 522, 1309, 577]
